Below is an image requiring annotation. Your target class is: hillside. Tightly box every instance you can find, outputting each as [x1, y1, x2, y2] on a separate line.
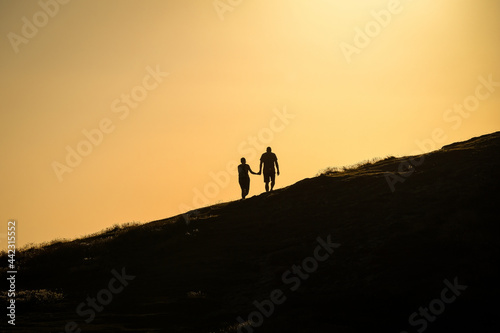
[2, 131, 500, 333]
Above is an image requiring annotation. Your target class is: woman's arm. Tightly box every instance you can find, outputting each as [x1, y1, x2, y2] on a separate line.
[248, 165, 258, 175]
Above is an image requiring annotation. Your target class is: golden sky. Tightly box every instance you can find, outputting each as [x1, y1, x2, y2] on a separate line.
[1, 0, 499, 249]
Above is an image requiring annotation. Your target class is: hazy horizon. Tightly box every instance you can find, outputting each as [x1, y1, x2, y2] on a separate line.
[1, 0, 499, 249]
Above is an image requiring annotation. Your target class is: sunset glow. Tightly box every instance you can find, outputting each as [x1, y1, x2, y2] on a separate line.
[1, 0, 499, 249]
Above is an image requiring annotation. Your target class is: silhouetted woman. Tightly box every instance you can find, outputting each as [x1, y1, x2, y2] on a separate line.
[238, 157, 258, 199]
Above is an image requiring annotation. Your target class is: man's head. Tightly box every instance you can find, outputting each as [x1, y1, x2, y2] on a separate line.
[241, 157, 246, 164]
[266, 147, 272, 153]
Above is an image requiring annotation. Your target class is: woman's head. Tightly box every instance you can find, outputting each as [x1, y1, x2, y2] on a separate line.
[241, 157, 246, 164]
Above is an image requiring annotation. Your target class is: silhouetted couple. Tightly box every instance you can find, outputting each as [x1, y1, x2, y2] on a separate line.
[238, 147, 280, 199]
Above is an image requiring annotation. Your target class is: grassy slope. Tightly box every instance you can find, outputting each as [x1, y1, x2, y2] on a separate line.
[2, 131, 500, 332]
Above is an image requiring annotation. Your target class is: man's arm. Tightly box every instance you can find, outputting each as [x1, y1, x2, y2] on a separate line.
[259, 159, 263, 175]
[275, 159, 280, 175]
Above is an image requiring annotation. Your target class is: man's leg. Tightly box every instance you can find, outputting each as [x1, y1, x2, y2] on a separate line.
[270, 173, 276, 191]
[263, 172, 270, 192]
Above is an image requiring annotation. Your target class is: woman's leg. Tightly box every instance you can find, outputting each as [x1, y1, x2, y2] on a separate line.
[240, 177, 250, 199]
[238, 178, 244, 199]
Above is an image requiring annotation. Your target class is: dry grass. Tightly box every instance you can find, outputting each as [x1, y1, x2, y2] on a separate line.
[318, 156, 396, 176]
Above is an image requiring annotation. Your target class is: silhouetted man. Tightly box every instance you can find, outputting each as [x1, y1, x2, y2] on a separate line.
[238, 157, 258, 199]
[259, 147, 279, 192]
